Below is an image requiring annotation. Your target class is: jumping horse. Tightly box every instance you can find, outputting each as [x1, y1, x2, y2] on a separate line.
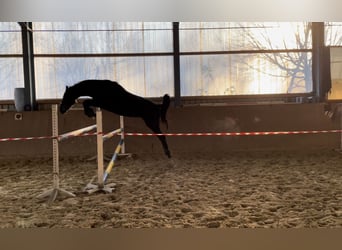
[60, 79, 171, 158]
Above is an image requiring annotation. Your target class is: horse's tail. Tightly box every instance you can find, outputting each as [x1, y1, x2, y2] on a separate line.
[160, 94, 170, 129]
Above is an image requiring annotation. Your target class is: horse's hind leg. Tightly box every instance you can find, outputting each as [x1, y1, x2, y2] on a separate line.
[144, 118, 171, 158]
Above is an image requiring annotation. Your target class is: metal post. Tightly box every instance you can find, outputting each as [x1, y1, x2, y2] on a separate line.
[19, 22, 37, 110]
[173, 22, 181, 107]
[312, 22, 325, 102]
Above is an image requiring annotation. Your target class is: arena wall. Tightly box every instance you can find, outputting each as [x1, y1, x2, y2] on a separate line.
[0, 103, 340, 158]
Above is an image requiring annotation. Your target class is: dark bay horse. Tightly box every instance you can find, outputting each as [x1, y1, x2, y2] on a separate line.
[60, 79, 171, 158]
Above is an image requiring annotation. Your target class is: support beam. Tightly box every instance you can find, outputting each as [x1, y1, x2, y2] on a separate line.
[312, 22, 330, 103]
[173, 22, 181, 107]
[19, 22, 37, 110]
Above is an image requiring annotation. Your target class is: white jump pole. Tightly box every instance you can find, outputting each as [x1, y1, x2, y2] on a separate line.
[84, 108, 117, 194]
[37, 104, 75, 203]
[96, 108, 104, 189]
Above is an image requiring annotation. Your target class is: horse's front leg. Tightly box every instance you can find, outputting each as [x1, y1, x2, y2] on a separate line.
[158, 135, 171, 158]
[144, 117, 171, 158]
[82, 99, 96, 118]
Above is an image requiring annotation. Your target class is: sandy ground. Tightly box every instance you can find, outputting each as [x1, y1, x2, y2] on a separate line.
[0, 150, 341, 228]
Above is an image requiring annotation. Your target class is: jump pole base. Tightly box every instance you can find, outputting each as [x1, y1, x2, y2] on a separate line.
[117, 153, 133, 158]
[87, 153, 133, 162]
[83, 183, 116, 194]
[86, 155, 112, 162]
[37, 188, 76, 203]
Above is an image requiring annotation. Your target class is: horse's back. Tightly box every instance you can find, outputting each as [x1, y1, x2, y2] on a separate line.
[78, 80, 157, 117]
[79, 79, 123, 92]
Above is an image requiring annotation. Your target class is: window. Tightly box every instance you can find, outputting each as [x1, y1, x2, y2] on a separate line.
[325, 22, 342, 46]
[181, 53, 312, 96]
[33, 22, 174, 99]
[179, 22, 312, 96]
[0, 22, 331, 102]
[0, 22, 24, 100]
[34, 56, 174, 98]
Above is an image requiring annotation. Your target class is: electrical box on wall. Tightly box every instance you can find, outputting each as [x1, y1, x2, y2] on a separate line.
[14, 113, 23, 120]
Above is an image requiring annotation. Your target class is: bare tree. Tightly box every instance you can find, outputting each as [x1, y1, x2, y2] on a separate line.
[241, 22, 313, 93]
[325, 22, 342, 46]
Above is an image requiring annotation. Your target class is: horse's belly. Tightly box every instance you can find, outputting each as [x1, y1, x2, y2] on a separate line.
[103, 104, 141, 117]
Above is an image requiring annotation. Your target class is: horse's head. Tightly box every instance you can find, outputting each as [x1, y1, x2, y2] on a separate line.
[60, 86, 76, 114]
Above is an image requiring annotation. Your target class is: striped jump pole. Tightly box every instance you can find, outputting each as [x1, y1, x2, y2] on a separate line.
[120, 116, 126, 154]
[103, 128, 122, 142]
[58, 124, 97, 142]
[103, 138, 124, 182]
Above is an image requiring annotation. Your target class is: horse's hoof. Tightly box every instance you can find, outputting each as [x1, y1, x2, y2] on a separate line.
[167, 158, 177, 168]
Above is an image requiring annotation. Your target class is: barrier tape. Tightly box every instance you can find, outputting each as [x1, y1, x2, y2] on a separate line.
[0, 132, 98, 142]
[1, 129, 341, 142]
[125, 130, 342, 136]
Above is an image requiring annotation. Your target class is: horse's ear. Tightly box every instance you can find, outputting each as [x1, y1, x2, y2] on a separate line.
[65, 86, 69, 90]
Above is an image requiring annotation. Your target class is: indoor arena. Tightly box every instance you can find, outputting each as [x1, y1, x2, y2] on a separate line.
[0, 22, 341, 228]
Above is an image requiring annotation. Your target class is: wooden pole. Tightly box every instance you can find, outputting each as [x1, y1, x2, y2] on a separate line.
[96, 108, 104, 189]
[37, 104, 75, 202]
[52, 104, 59, 191]
[84, 108, 116, 194]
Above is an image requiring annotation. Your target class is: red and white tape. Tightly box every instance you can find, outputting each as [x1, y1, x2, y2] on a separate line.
[1, 129, 341, 142]
[0, 132, 98, 142]
[124, 130, 342, 136]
